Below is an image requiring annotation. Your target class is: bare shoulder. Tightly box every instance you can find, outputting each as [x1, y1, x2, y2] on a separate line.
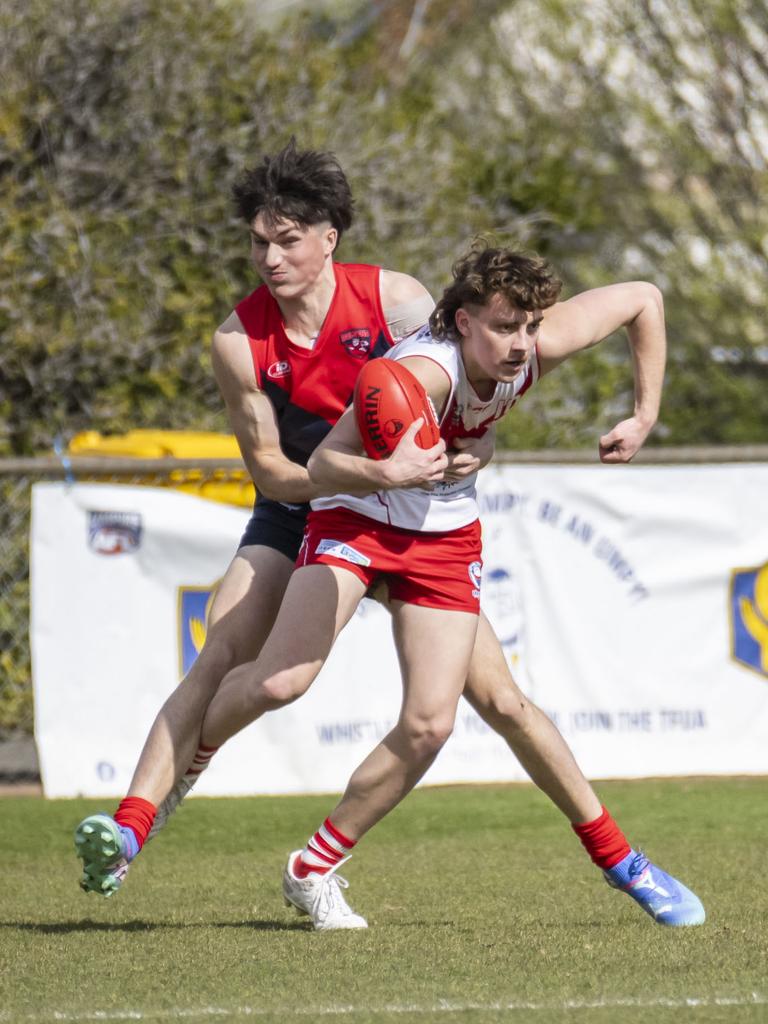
[379, 269, 432, 307]
[211, 311, 256, 390]
[213, 310, 247, 349]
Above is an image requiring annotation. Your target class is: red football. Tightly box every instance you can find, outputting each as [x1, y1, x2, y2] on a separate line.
[354, 358, 441, 460]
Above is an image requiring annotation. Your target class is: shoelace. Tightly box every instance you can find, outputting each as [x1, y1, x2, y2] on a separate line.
[604, 849, 649, 891]
[311, 856, 356, 920]
[627, 851, 650, 882]
[626, 853, 677, 902]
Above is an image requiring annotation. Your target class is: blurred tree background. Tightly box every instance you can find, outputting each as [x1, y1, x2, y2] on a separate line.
[2, 0, 767, 456]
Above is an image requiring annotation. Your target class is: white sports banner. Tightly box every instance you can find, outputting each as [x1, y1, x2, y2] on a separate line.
[30, 466, 768, 797]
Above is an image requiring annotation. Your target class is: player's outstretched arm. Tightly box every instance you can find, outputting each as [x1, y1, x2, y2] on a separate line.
[212, 312, 324, 502]
[538, 282, 666, 463]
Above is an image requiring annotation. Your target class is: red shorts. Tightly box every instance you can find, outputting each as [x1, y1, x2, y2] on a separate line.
[297, 507, 482, 614]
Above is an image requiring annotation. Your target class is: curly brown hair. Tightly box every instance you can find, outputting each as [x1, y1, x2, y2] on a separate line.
[430, 243, 562, 340]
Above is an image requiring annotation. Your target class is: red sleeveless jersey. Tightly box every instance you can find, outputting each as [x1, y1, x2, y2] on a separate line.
[235, 264, 394, 466]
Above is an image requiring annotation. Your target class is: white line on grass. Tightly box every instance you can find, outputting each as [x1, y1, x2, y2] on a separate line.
[3, 992, 766, 1021]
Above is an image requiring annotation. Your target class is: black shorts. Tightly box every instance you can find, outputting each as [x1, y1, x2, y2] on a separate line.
[238, 497, 309, 562]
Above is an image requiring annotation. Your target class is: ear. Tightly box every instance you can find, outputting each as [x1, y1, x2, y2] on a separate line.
[455, 307, 471, 338]
[324, 226, 338, 255]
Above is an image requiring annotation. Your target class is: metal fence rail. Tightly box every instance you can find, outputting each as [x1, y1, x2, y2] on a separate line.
[0, 457, 252, 736]
[2, 446, 768, 735]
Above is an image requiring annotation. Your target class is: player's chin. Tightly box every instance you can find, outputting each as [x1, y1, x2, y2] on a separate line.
[265, 275, 299, 295]
[498, 362, 526, 380]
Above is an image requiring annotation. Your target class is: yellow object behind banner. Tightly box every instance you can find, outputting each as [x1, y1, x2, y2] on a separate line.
[67, 430, 255, 508]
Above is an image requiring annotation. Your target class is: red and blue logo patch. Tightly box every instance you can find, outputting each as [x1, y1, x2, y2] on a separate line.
[87, 510, 142, 555]
[339, 328, 371, 358]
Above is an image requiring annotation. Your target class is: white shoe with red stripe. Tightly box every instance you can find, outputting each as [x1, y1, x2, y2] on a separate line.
[282, 851, 368, 930]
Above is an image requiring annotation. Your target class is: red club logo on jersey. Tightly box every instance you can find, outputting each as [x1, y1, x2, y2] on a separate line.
[339, 328, 372, 358]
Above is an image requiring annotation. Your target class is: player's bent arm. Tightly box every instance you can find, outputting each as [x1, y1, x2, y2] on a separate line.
[538, 282, 665, 422]
[308, 408, 447, 493]
[307, 408, 390, 494]
[309, 356, 450, 492]
[211, 314, 324, 503]
[538, 282, 666, 462]
[394, 354, 453, 479]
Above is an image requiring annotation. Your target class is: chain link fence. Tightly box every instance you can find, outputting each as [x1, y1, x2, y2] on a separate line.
[0, 456, 251, 739]
[2, 445, 767, 739]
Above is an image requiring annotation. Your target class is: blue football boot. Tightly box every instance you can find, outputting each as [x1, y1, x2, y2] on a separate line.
[604, 850, 705, 926]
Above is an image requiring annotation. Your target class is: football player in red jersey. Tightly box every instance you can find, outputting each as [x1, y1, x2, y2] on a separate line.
[74, 143, 700, 930]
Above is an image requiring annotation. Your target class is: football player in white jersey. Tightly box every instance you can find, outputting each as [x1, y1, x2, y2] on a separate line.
[192, 243, 705, 930]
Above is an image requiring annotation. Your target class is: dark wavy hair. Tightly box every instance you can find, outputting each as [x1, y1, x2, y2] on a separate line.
[430, 242, 562, 339]
[232, 139, 354, 243]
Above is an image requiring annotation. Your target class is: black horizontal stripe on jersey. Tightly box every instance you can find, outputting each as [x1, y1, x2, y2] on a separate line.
[261, 378, 344, 467]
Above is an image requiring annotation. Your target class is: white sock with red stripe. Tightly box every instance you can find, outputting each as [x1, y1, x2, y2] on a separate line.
[185, 744, 218, 781]
[294, 817, 356, 878]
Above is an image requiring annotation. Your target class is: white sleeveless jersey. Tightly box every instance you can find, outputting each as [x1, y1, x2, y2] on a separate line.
[311, 326, 540, 532]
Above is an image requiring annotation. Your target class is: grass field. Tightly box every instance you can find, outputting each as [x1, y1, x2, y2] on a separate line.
[1, 778, 766, 1024]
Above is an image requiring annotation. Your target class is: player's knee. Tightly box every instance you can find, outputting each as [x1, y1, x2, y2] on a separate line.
[466, 676, 531, 733]
[210, 611, 276, 668]
[258, 666, 314, 708]
[401, 715, 455, 758]
[486, 693, 534, 736]
[184, 630, 241, 692]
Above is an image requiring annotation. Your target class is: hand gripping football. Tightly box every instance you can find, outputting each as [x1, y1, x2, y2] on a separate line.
[354, 358, 441, 460]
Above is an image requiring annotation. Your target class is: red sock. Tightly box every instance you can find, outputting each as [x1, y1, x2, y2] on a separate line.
[572, 806, 631, 869]
[294, 817, 356, 878]
[114, 796, 157, 850]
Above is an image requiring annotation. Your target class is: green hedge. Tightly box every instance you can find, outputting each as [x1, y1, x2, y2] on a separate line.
[2, 0, 766, 459]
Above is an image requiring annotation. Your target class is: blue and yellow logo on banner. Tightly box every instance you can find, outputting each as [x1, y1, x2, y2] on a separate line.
[178, 584, 218, 677]
[730, 562, 768, 679]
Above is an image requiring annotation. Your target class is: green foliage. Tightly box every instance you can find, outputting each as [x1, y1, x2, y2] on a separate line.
[1, 0, 767, 455]
[452, 0, 768, 446]
[0, 479, 34, 730]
